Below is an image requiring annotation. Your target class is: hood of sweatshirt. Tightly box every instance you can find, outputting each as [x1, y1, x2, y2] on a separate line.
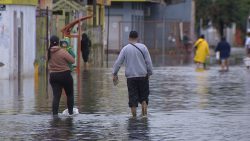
[50, 46, 60, 53]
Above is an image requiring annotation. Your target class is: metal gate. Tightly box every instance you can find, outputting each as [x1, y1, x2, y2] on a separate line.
[118, 20, 191, 54]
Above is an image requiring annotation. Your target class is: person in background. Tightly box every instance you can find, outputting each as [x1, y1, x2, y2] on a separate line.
[215, 37, 231, 71]
[245, 32, 250, 52]
[0, 62, 4, 67]
[48, 35, 75, 115]
[244, 32, 250, 69]
[182, 31, 192, 53]
[81, 33, 91, 68]
[193, 34, 210, 70]
[112, 31, 153, 117]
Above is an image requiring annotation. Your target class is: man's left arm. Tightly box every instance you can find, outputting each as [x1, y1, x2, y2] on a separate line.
[112, 49, 125, 85]
[112, 48, 125, 76]
[144, 47, 153, 76]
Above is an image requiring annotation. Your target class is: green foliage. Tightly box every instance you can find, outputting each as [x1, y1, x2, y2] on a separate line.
[195, 0, 250, 35]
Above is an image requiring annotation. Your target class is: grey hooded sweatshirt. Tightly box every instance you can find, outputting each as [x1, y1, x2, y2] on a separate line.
[112, 43, 153, 78]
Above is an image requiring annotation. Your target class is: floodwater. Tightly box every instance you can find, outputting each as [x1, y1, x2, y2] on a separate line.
[0, 55, 250, 140]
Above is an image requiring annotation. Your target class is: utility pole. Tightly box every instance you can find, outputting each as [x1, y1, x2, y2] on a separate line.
[46, 6, 49, 94]
[107, 6, 110, 68]
[93, 0, 96, 26]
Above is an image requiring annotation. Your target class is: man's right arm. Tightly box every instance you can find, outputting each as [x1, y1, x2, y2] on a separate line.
[112, 48, 125, 76]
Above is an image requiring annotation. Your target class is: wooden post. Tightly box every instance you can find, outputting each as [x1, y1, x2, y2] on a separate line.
[46, 6, 49, 94]
[93, 0, 97, 26]
[77, 21, 81, 74]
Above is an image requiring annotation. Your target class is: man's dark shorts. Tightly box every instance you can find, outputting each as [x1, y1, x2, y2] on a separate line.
[127, 77, 149, 107]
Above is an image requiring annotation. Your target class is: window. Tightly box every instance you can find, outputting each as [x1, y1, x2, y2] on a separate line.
[164, 0, 185, 5]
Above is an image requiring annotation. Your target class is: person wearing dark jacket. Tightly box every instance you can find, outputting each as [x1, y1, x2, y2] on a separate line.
[215, 37, 231, 71]
[81, 33, 91, 67]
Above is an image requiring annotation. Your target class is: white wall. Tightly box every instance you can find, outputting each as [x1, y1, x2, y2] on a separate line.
[0, 5, 36, 79]
[0, 6, 11, 79]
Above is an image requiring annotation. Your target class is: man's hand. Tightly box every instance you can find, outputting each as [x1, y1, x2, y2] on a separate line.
[113, 75, 119, 86]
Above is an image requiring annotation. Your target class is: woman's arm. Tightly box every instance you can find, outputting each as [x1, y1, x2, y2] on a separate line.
[63, 50, 75, 64]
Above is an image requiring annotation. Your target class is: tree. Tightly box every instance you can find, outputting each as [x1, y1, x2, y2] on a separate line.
[195, 0, 250, 37]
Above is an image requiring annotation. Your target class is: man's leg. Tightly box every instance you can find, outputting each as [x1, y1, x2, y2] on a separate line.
[221, 59, 225, 71]
[225, 59, 229, 71]
[138, 78, 149, 116]
[63, 72, 74, 115]
[131, 107, 137, 117]
[127, 78, 139, 117]
[141, 101, 147, 116]
[222, 59, 229, 71]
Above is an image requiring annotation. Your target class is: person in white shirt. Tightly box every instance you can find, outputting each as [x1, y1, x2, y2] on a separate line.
[112, 31, 153, 117]
[245, 32, 250, 49]
[244, 32, 250, 69]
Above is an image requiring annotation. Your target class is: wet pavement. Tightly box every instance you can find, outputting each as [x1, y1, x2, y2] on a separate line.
[0, 55, 250, 140]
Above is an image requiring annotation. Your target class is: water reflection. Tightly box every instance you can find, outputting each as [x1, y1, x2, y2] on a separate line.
[0, 60, 250, 140]
[48, 117, 74, 140]
[0, 78, 35, 114]
[78, 69, 104, 113]
[77, 68, 128, 114]
[194, 71, 210, 109]
[151, 54, 192, 67]
[127, 117, 150, 140]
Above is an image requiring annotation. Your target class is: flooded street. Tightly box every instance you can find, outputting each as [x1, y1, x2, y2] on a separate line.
[0, 60, 250, 140]
[0, 0, 249, 140]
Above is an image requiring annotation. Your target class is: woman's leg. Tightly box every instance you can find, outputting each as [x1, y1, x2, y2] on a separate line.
[50, 82, 63, 115]
[63, 73, 74, 115]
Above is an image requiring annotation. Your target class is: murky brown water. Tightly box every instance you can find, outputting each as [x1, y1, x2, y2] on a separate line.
[0, 54, 250, 140]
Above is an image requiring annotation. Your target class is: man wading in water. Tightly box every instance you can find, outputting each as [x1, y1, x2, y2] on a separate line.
[112, 31, 153, 117]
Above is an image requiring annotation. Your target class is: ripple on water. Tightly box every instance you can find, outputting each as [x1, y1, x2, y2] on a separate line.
[0, 66, 250, 140]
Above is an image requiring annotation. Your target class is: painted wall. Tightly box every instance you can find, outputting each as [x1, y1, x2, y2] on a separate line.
[164, 0, 193, 22]
[163, 0, 195, 41]
[0, 5, 36, 79]
[104, 1, 195, 51]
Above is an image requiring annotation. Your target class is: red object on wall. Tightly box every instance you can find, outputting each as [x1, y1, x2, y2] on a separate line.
[235, 29, 244, 46]
[61, 15, 92, 37]
[61, 15, 92, 73]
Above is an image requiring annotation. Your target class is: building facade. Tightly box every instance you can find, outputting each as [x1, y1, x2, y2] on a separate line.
[0, 0, 38, 79]
[104, 0, 194, 53]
